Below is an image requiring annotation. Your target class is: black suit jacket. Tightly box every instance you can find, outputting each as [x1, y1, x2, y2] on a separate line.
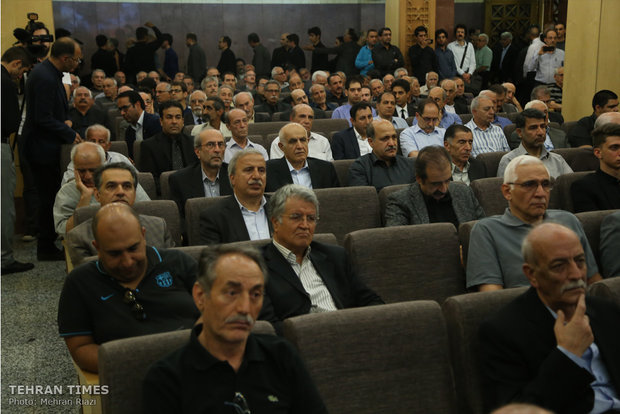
[265, 157, 340, 192]
[393, 103, 417, 120]
[198, 195, 272, 245]
[253, 112, 272, 123]
[454, 96, 470, 114]
[571, 169, 620, 213]
[480, 287, 620, 413]
[492, 43, 519, 83]
[125, 112, 162, 159]
[331, 127, 361, 160]
[140, 132, 196, 194]
[467, 156, 488, 182]
[168, 162, 232, 217]
[259, 241, 384, 333]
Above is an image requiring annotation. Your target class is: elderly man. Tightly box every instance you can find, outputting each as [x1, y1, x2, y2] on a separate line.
[464, 96, 510, 157]
[480, 222, 620, 413]
[191, 96, 232, 140]
[223, 108, 268, 163]
[571, 123, 620, 212]
[492, 32, 519, 83]
[530, 85, 564, 125]
[497, 109, 572, 178]
[567, 90, 618, 148]
[546, 67, 563, 112]
[68, 86, 107, 139]
[419, 71, 439, 96]
[265, 123, 338, 192]
[169, 129, 233, 217]
[259, 184, 384, 332]
[186, 90, 207, 125]
[271, 66, 289, 91]
[66, 163, 173, 265]
[90, 69, 106, 93]
[94, 77, 118, 107]
[54, 142, 150, 236]
[309, 84, 337, 112]
[466, 155, 601, 291]
[441, 78, 469, 114]
[385, 145, 484, 227]
[349, 119, 416, 191]
[478, 89, 512, 129]
[233, 91, 270, 123]
[199, 149, 271, 244]
[374, 91, 409, 129]
[201, 76, 219, 98]
[444, 124, 486, 185]
[142, 244, 328, 412]
[58, 203, 198, 373]
[502, 82, 523, 112]
[426, 86, 463, 128]
[369, 79, 385, 101]
[400, 99, 446, 157]
[473, 33, 492, 88]
[218, 84, 234, 113]
[155, 81, 172, 104]
[270, 104, 333, 161]
[332, 102, 374, 160]
[525, 28, 564, 85]
[117, 90, 161, 159]
[254, 80, 291, 118]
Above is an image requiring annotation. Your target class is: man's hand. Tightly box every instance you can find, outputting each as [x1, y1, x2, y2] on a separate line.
[144, 22, 155, 28]
[73, 133, 82, 144]
[302, 44, 314, 51]
[554, 294, 593, 357]
[74, 170, 94, 199]
[463, 73, 472, 83]
[65, 120, 73, 128]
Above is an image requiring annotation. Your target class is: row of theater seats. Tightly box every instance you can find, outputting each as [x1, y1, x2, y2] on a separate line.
[88, 276, 620, 414]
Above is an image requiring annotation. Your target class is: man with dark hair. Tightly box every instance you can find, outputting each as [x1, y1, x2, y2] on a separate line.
[191, 96, 232, 139]
[271, 33, 290, 69]
[91, 34, 116, 77]
[22, 37, 82, 260]
[355, 29, 379, 76]
[326, 73, 347, 105]
[571, 123, 620, 212]
[170, 80, 190, 117]
[372, 27, 405, 77]
[254, 80, 291, 117]
[448, 24, 476, 88]
[332, 102, 374, 159]
[391, 78, 416, 119]
[285, 34, 305, 71]
[568, 90, 619, 147]
[385, 145, 484, 227]
[124, 22, 164, 83]
[400, 99, 445, 157]
[497, 109, 572, 178]
[217, 36, 236, 75]
[307, 26, 328, 72]
[186, 33, 206, 83]
[247, 32, 270, 78]
[160, 33, 179, 81]
[435, 29, 456, 80]
[443, 124, 486, 184]
[312, 28, 360, 77]
[331, 76, 376, 125]
[117, 90, 162, 158]
[408, 25, 438, 86]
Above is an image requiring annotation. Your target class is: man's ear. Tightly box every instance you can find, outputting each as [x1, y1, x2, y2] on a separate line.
[501, 183, 512, 201]
[593, 146, 602, 160]
[192, 282, 206, 311]
[523, 263, 539, 288]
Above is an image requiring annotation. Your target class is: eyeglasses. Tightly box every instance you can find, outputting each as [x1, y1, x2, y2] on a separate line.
[507, 179, 554, 192]
[224, 392, 251, 414]
[287, 213, 318, 224]
[199, 142, 225, 149]
[123, 289, 146, 321]
[421, 116, 439, 123]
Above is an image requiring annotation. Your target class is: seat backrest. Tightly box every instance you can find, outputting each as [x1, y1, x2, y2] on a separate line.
[225, 233, 338, 251]
[442, 287, 528, 414]
[311, 118, 349, 134]
[109, 141, 129, 157]
[314, 186, 381, 244]
[182, 125, 194, 136]
[502, 124, 516, 139]
[377, 184, 409, 225]
[551, 147, 595, 171]
[60, 143, 75, 171]
[574, 209, 618, 265]
[159, 170, 176, 201]
[560, 120, 578, 135]
[459, 113, 473, 124]
[475, 151, 507, 177]
[99, 321, 274, 414]
[548, 171, 592, 212]
[345, 224, 466, 303]
[458, 220, 479, 269]
[248, 120, 287, 137]
[272, 111, 284, 121]
[332, 159, 355, 186]
[283, 301, 457, 414]
[184, 196, 227, 245]
[137, 172, 157, 200]
[588, 277, 620, 307]
[470, 177, 507, 216]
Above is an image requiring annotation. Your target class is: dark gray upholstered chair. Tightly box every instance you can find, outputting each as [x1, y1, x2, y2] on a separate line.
[314, 186, 381, 244]
[575, 209, 618, 266]
[283, 301, 457, 414]
[442, 287, 528, 414]
[378, 183, 409, 225]
[182, 125, 194, 136]
[158, 170, 175, 201]
[503, 124, 516, 139]
[345, 223, 466, 303]
[265, 133, 279, 152]
[271, 111, 284, 121]
[560, 120, 578, 135]
[184, 196, 226, 246]
[470, 177, 507, 216]
[458, 220, 478, 270]
[311, 118, 349, 135]
[99, 321, 275, 414]
[137, 172, 157, 200]
[73, 200, 182, 247]
[332, 159, 355, 186]
[476, 151, 507, 177]
[459, 113, 473, 123]
[552, 147, 597, 171]
[132, 141, 142, 170]
[248, 121, 287, 137]
[548, 171, 592, 212]
[588, 277, 620, 307]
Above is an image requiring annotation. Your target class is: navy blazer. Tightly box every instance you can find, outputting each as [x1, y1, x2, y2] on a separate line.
[331, 127, 361, 160]
[265, 157, 340, 192]
[259, 241, 384, 334]
[125, 112, 162, 159]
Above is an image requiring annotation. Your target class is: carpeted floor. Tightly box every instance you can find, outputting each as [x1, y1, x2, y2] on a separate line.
[1, 238, 80, 414]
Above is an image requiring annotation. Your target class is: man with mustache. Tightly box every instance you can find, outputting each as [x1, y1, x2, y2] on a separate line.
[385, 146, 484, 227]
[443, 124, 486, 185]
[68, 86, 107, 140]
[480, 223, 620, 413]
[199, 149, 271, 244]
[65, 163, 174, 265]
[466, 155, 601, 292]
[142, 244, 327, 413]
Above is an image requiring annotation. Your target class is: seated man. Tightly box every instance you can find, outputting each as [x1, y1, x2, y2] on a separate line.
[478, 89, 512, 129]
[331, 102, 374, 160]
[259, 184, 384, 332]
[223, 108, 269, 163]
[374, 91, 409, 129]
[466, 155, 601, 291]
[464, 95, 510, 157]
[444, 124, 486, 185]
[385, 145, 484, 227]
[117, 90, 161, 159]
[270, 104, 333, 161]
[479, 223, 620, 413]
[233, 91, 270, 123]
[68, 86, 107, 139]
[507, 100, 568, 150]
[331, 76, 376, 126]
[199, 149, 271, 245]
[567, 89, 618, 148]
[309, 84, 337, 112]
[254, 80, 291, 117]
[571, 123, 620, 212]
[600, 210, 620, 278]
[497, 108, 572, 178]
[53, 142, 150, 236]
[142, 244, 328, 413]
[57, 203, 199, 373]
[169, 129, 233, 218]
[191, 96, 232, 140]
[66, 163, 174, 265]
[391, 78, 416, 120]
[348, 119, 416, 191]
[265, 123, 339, 192]
[399, 99, 446, 158]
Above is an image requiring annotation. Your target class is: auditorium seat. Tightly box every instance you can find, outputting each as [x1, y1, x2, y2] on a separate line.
[458, 220, 478, 269]
[574, 209, 618, 266]
[182, 125, 194, 136]
[442, 287, 528, 414]
[552, 147, 598, 171]
[184, 196, 226, 245]
[99, 321, 275, 414]
[272, 111, 284, 121]
[311, 118, 349, 134]
[332, 159, 355, 186]
[560, 120, 578, 135]
[283, 301, 457, 414]
[133, 141, 141, 169]
[345, 223, 466, 303]
[459, 113, 473, 124]
[248, 120, 287, 137]
[503, 124, 516, 139]
[547, 171, 592, 212]
[137, 172, 157, 200]
[588, 277, 620, 307]
[159, 170, 175, 200]
[475, 151, 507, 177]
[470, 177, 507, 216]
[378, 183, 409, 225]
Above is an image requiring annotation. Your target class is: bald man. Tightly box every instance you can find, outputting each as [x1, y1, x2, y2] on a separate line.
[58, 203, 199, 373]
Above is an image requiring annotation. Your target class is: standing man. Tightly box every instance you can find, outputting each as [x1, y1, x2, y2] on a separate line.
[408, 26, 438, 86]
[124, 22, 164, 84]
[492, 32, 519, 83]
[372, 27, 405, 77]
[435, 29, 457, 81]
[186, 33, 206, 85]
[307, 26, 329, 72]
[271, 33, 289, 69]
[286, 34, 306, 71]
[555, 22, 566, 50]
[247, 33, 270, 78]
[355, 29, 379, 76]
[448, 24, 476, 89]
[473, 33, 492, 90]
[160, 33, 179, 81]
[22, 37, 82, 260]
[216, 36, 236, 76]
[525, 28, 564, 86]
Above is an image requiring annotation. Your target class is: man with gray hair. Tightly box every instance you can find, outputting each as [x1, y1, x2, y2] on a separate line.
[69, 86, 107, 139]
[466, 155, 600, 291]
[186, 90, 207, 125]
[254, 80, 291, 117]
[233, 91, 270, 123]
[94, 77, 118, 106]
[224, 108, 269, 162]
[199, 148, 271, 244]
[259, 184, 384, 332]
[464, 95, 509, 157]
[531, 85, 564, 125]
[309, 83, 337, 112]
[311, 70, 328, 87]
[201, 75, 219, 98]
[492, 32, 519, 83]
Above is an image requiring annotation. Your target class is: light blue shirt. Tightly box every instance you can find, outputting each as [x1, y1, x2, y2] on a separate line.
[287, 159, 312, 189]
[355, 45, 375, 75]
[224, 138, 269, 163]
[200, 167, 221, 198]
[526, 48, 565, 84]
[465, 119, 510, 157]
[399, 124, 446, 156]
[374, 115, 409, 130]
[332, 104, 376, 126]
[235, 194, 270, 241]
[412, 111, 462, 129]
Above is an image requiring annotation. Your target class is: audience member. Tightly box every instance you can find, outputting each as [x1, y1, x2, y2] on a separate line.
[441, 79, 469, 114]
[443, 124, 486, 185]
[492, 32, 519, 83]
[309, 84, 337, 112]
[465, 96, 510, 157]
[408, 25, 438, 86]
[247, 32, 270, 78]
[254, 80, 291, 117]
[331, 102, 374, 160]
[223, 108, 269, 163]
[68, 86, 107, 139]
[546, 66, 563, 112]
[355, 28, 379, 75]
[567, 90, 618, 148]
[400, 99, 446, 157]
[270, 105, 333, 161]
[191, 96, 232, 140]
[419, 71, 439, 96]
[124, 22, 164, 83]
[391, 78, 416, 120]
[448, 24, 476, 88]
[372, 27, 405, 77]
[374, 92, 409, 129]
[524, 28, 564, 85]
[600, 211, 620, 278]
[117, 90, 161, 159]
[530, 85, 564, 124]
[435, 29, 457, 80]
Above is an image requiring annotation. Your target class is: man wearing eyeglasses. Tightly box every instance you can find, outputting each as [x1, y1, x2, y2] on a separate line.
[58, 203, 199, 373]
[254, 80, 291, 118]
[400, 99, 446, 158]
[466, 155, 601, 292]
[116, 90, 162, 159]
[497, 109, 572, 179]
[142, 244, 328, 413]
[259, 184, 383, 333]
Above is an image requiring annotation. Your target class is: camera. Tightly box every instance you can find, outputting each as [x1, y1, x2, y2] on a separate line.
[542, 46, 555, 52]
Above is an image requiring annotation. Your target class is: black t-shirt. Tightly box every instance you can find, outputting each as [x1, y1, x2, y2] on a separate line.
[423, 191, 459, 228]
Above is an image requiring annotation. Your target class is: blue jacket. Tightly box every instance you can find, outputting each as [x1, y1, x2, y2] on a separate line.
[355, 46, 375, 75]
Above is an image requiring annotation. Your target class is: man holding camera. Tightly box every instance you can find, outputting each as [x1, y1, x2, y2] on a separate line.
[524, 28, 564, 85]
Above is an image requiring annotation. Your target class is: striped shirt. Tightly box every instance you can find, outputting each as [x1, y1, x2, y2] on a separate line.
[465, 119, 510, 157]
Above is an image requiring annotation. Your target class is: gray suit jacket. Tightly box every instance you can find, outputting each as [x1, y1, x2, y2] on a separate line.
[65, 214, 174, 266]
[385, 182, 485, 226]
